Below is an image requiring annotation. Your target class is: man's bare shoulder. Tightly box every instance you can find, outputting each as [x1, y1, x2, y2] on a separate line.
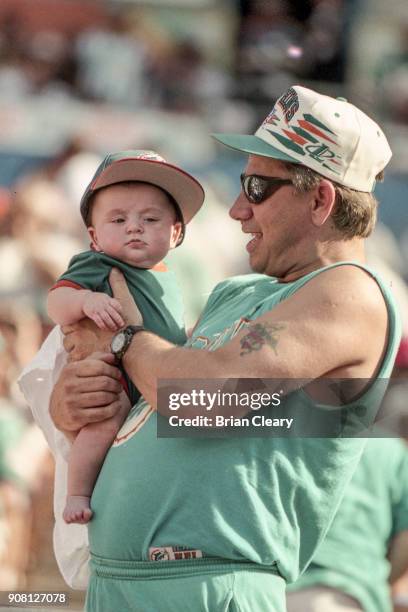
[286, 264, 389, 323]
[252, 263, 389, 378]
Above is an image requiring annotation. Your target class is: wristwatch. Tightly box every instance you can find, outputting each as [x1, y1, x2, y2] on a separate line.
[110, 325, 145, 360]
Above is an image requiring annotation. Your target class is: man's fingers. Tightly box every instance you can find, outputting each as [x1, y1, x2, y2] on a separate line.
[68, 358, 121, 379]
[73, 375, 122, 394]
[90, 352, 117, 364]
[68, 391, 119, 409]
[66, 400, 122, 430]
[77, 400, 122, 424]
[77, 363, 121, 380]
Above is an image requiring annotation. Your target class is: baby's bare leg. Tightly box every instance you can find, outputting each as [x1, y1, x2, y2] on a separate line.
[64, 392, 131, 524]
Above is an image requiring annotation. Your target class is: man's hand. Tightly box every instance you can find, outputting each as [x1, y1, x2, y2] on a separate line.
[50, 352, 122, 435]
[62, 318, 114, 362]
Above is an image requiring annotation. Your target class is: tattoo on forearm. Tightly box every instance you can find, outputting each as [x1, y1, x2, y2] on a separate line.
[240, 322, 285, 357]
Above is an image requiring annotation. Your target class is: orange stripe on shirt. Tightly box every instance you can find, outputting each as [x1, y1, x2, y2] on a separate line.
[49, 280, 85, 292]
[151, 261, 168, 272]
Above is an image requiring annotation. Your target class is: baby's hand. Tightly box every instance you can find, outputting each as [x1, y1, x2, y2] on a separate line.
[83, 292, 125, 330]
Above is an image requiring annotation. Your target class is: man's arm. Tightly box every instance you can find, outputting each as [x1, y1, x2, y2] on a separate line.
[63, 266, 389, 415]
[118, 265, 388, 410]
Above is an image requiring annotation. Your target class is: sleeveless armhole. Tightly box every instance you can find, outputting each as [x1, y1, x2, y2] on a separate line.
[277, 261, 401, 379]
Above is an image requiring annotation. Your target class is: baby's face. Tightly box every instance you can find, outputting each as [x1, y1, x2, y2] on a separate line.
[88, 183, 182, 268]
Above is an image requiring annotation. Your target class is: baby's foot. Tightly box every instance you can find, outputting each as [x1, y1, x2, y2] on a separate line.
[63, 495, 93, 524]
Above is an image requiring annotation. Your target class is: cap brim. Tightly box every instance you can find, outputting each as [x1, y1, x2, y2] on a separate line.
[84, 159, 204, 225]
[212, 133, 299, 164]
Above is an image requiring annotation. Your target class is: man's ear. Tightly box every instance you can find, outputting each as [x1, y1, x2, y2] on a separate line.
[310, 179, 336, 227]
[170, 222, 183, 248]
[87, 226, 102, 251]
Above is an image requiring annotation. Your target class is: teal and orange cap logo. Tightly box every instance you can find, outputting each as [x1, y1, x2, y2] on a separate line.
[258, 87, 342, 177]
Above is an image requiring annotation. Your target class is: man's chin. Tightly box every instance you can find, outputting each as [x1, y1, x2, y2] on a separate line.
[249, 255, 265, 275]
[249, 259, 278, 277]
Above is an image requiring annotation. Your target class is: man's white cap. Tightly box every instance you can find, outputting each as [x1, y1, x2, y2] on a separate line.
[213, 85, 392, 192]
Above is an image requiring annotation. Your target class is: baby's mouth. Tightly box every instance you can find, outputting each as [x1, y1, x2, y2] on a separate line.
[126, 239, 146, 246]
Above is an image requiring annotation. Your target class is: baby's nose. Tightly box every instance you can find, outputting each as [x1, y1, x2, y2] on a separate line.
[127, 218, 144, 233]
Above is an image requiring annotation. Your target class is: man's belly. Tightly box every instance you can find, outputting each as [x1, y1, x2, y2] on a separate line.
[88, 404, 278, 565]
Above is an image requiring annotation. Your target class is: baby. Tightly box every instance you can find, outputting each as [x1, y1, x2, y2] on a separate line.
[47, 150, 204, 524]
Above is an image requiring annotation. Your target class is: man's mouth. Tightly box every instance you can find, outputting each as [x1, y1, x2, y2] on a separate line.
[246, 232, 262, 253]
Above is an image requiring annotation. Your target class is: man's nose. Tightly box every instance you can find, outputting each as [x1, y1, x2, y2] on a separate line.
[229, 192, 253, 221]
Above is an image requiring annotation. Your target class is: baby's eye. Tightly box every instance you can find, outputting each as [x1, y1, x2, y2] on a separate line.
[145, 217, 159, 223]
[112, 217, 125, 223]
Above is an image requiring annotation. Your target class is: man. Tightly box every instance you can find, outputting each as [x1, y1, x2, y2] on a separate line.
[286, 436, 408, 612]
[21, 86, 401, 611]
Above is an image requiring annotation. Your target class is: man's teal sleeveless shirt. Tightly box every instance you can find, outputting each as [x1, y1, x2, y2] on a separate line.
[89, 263, 401, 583]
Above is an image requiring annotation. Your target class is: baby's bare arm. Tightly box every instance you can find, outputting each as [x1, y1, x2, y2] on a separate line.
[48, 287, 124, 330]
[47, 286, 92, 325]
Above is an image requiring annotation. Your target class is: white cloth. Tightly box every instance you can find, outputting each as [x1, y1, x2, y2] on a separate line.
[287, 587, 363, 611]
[17, 327, 89, 590]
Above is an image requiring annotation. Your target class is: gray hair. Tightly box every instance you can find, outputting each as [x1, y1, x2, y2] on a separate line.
[283, 163, 384, 239]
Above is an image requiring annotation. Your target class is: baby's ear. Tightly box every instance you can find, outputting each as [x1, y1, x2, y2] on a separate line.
[170, 222, 183, 248]
[87, 226, 102, 251]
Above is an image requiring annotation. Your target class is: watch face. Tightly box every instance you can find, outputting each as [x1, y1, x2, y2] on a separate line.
[111, 331, 126, 353]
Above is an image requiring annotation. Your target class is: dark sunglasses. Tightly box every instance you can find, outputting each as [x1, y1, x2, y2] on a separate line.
[240, 173, 293, 204]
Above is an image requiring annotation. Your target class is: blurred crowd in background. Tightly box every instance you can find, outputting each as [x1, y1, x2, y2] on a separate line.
[1, 0, 408, 609]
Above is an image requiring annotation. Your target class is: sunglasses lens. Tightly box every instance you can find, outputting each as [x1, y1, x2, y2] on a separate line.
[246, 176, 266, 203]
[241, 174, 291, 204]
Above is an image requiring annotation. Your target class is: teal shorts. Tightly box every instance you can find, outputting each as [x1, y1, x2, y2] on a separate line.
[86, 555, 286, 612]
